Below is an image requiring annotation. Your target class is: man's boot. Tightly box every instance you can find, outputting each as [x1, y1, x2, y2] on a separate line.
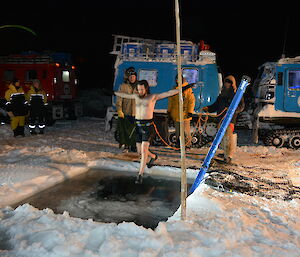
[13, 129, 18, 137]
[129, 145, 137, 152]
[30, 129, 37, 135]
[18, 126, 25, 137]
[29, 125, 37, 135]
[38, 125, 45, 134]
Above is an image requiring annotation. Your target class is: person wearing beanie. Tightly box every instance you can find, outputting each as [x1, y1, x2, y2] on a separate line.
[168, 75, 195, 149]
[203, 75, 244, 163]
[115, 67, 138, 152]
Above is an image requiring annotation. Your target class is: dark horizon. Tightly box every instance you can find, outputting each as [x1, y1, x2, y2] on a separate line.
[1, 1, 299, 90]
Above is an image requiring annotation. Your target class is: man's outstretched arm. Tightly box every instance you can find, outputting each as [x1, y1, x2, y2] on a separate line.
[114, 92, 137, 99]
[155, 89, 179, 101]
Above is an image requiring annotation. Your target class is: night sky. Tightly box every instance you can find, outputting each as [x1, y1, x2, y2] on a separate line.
[1, 1, 299, 90]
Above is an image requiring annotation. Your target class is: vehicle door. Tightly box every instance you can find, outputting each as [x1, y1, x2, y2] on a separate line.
[283, 68, 300, 112]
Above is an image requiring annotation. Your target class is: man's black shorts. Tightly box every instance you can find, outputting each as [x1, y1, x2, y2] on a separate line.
[135, 119, 154, 143]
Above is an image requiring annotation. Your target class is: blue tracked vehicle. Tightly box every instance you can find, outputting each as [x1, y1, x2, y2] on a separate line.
[252, 56, 300, 149]
[108, 35, 223, 146]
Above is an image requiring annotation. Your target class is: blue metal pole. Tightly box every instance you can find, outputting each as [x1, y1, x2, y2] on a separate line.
[189, 75, 251, 194]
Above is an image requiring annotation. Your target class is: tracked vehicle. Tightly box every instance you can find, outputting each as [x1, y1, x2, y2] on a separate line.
[252, 56, 300, 149]
[109, 35, 223, 147]
[0, 52, 82, 123]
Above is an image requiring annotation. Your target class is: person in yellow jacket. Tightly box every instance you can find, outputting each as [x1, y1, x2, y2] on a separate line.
[5, 79, 28, 137]
[115, 67, 138, 152]
[26, 79, 48, 134]
[168, 75, 195, 148]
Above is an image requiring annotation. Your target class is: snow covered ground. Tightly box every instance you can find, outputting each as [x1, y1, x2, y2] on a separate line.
[0, 117, 299, 256]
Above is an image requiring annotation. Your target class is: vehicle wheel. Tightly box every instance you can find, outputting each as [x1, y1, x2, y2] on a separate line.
[152, 135, 163, 146]
[205, 123, 217, 137]
[289, 136, 300, 149]
[168, 132, 177, 146]
[191, 132, 202, 147]
[271, 136, 284, 148]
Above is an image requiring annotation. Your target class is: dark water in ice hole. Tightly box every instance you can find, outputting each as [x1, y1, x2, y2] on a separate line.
[16, 169, 191, 229]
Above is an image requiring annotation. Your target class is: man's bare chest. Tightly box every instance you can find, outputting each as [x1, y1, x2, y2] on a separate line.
[136, 98, 153, 107]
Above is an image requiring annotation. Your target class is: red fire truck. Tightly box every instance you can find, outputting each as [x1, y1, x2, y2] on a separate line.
[0, 52, 82, 123]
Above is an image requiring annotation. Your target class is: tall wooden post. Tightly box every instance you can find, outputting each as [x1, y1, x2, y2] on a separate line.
[175, 0, 187, 221]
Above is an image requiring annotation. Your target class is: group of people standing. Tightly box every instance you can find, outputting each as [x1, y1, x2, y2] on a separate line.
[4, 79, 47, 137]
[115, 67, 244, 184]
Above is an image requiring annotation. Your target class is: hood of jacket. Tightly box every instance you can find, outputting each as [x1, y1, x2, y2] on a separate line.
[8, 84, 18, 93]
[7, 84, 24, 93]
[224, 75, 237, 92]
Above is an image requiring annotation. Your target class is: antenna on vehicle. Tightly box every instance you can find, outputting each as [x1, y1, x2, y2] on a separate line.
[281, 16, 290, 59]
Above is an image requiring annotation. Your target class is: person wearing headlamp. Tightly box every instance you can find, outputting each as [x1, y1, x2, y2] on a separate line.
[115, 67, 138, 152]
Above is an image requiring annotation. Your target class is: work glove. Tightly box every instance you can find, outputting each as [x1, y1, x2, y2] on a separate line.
[117, 110, 124, 119]
[202, 106, 209, 112]
[187, 112, 194, 118]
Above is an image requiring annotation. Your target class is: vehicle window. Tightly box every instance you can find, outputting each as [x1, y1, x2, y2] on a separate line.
[26, 70, 37, 80]
[3, 70, 14, 81]
[288, 70, 300, 91]
[182, 68, 199, 84]
[138, 69, 158, 87]
[62, 71, 70, 82]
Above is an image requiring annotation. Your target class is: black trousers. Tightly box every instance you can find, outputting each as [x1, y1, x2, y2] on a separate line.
[117, 115, 136, 147]
[29, 114, 46, 132]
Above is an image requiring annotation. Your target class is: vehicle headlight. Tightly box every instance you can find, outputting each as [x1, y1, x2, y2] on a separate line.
[265, 92, 274, 100]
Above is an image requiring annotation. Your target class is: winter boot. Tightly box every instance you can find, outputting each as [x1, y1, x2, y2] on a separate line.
[29, 128, 37, 135]
[14, 126, 24, 137]
[18, 126, 25, 137]
[29, 124, 36, 135]
[13, 129, 18, 137]
[38, 125, 45, 134]
[129, 145, 137, 152]
[224, 157, 232, 164]
[122, 145, 129, 153]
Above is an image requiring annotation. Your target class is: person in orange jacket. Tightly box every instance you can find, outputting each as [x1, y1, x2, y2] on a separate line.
[168, 75, 195, 148]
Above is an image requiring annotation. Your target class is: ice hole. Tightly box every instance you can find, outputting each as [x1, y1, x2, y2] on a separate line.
[16, 169, 190, 229]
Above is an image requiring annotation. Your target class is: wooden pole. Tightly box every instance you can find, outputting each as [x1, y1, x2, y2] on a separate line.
[175, 0, 187, 221]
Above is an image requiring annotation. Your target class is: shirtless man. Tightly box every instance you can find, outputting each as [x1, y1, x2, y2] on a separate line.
[115, 80, 180, 184]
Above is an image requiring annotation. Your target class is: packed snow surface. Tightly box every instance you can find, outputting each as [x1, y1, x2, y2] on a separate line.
[0, 118, 299, 256]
